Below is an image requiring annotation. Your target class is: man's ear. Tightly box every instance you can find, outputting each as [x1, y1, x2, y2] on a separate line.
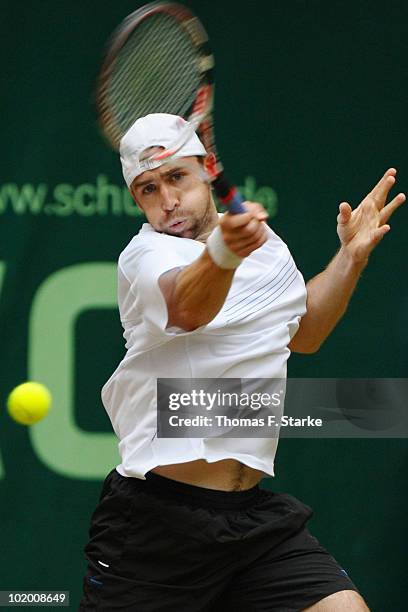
[203, 153, 217, 180]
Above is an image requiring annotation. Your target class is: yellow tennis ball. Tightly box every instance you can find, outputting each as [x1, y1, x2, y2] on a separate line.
[7, 382, 52, 425]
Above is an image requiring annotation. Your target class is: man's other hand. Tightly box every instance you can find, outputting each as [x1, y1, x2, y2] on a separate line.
[337, 168, 405, 264]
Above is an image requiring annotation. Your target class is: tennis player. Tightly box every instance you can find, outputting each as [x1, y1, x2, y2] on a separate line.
[80, 113, 405, 611]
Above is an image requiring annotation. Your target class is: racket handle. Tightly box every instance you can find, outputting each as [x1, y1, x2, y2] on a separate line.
[213, 173, 246, 215]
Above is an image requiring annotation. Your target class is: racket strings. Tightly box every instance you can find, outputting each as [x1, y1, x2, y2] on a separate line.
[100, 13, 201, 146]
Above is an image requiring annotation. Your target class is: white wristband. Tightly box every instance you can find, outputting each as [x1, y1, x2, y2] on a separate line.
[206, 226, 243, 270]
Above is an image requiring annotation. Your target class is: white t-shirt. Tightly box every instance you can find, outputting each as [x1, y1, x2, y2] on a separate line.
[102, 221, 307, 479]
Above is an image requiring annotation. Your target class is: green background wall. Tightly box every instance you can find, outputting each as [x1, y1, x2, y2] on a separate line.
[0, 1, 407, 609]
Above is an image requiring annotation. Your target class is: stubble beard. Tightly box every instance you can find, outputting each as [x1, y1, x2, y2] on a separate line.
[163, 191, 218, 241]
[189, 196, 217, 241]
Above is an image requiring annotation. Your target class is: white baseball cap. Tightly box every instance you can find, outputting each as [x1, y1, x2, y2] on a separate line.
[119, 113, 207, 188]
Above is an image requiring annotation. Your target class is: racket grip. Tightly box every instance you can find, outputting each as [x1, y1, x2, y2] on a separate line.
[213, 174, 246, 215]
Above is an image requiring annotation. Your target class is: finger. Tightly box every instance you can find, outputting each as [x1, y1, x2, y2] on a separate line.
[221, 211, 254, 229]
[369, 168, 397, 205]
[245, 201, 269, 218]
[241, 218, 263, 237]
[380, 192, 406, 224]
[256, 211, 269, 221]
[372, 224, 391, 245]
[228, 222, 266, 248]
[234, 231, 268, 257]
[242, 202, 269, 224]
[223, 202, 268, 226]
[353, 225, 391, 262]
[222, 207, 267, 229]
[337, 202, 352, 225]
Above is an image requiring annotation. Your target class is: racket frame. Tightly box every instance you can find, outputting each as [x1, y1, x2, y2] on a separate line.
[96, 1, 245, 213]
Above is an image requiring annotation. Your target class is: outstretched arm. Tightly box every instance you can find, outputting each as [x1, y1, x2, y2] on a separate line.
[289, 168, 406, 353]
[159, 203, 268, 331]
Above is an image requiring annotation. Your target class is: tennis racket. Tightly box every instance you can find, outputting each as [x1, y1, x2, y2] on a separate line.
[96, 1, 245, 214]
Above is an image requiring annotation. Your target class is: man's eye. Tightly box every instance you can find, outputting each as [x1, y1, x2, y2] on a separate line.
[142, 183, 156, 195]
[171, 172, 184, 182]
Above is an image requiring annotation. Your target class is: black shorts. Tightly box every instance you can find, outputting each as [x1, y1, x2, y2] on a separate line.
[80, 469, 358, 611]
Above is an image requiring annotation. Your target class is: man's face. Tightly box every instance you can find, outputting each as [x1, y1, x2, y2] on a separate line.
[130, 156, 217, 240]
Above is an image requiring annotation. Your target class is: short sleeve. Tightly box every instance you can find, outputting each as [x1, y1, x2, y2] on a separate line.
[118, 235, 205, 336]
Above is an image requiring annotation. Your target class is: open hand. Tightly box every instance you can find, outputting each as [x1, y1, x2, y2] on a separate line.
[337, 168, 405, 263]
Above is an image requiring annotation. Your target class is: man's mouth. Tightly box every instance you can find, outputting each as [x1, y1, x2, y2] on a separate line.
[167, 218, 187, 232]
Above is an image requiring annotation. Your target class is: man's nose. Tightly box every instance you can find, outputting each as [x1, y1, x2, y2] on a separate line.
[160, 184, 179, 212]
